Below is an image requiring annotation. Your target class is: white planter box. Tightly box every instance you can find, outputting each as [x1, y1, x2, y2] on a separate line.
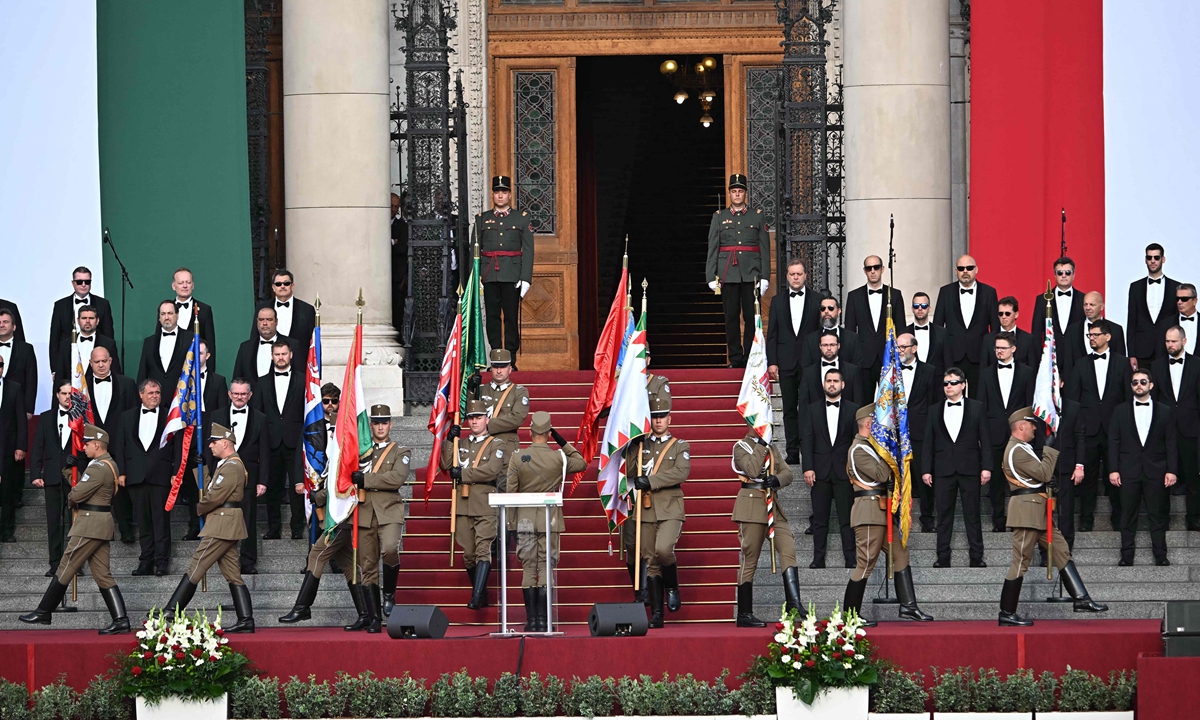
[1037, 713, 1134, 719]
[870, 713, 930, 719]
[934, 714, 1031, 719]
[136, 694, 227, 720]
[776, 685, 869, 720]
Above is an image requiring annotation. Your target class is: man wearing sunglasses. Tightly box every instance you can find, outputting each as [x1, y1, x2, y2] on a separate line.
[49, 267, 114, 380]
[1108, 369, 1177, 566]
[250, 268, 316, 352]
[1174, 284, 1198, 356]
[844, 255, 905, 399]
[1127, 243, 1180, 369]
[1061, 292, 1127, 386]
[933, 255, 999, 396]
[800, 294, 861, 369]
[1030, 257, 1084, 346]
[1151, 326, 1200, 527]
[205, 378, 269, 575]
[905, 292, 947, 376]
[981, 296, 1038, 371]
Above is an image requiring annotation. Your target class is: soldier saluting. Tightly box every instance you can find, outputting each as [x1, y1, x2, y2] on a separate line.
[843, 406, 933, 626]
[707, 174, 771, 368]
[731, 429, 801, 627]
[998, 407, 1107, 626]
[473, 176, 534, 368]
[21, 424, 130, 634]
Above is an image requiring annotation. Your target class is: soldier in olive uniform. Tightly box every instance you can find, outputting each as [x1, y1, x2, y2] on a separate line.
[481, 350, 529, 466]
[646, 360, 671, 408]
[630, 394, 690, 628]
[621, 359, 672, 601]
[999, 407, 1108, 627]
[731, 429, 801, 626]
[505, 411, 587, 632]
[706, 174, 771, 368]
[349, 404, 411, 629]
[162, 423, 255, 633]
[844, 406, 934, 626]
[21, 425, 130, 634]
[473, 175, 535, 365]
[443, 399, 506, 609]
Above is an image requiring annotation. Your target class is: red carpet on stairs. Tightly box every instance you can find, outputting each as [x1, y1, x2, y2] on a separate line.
[405, 369, 747, 627]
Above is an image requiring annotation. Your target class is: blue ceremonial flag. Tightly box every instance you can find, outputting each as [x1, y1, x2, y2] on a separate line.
[163, 331, 203, 512]
[869, 316, 913, 546]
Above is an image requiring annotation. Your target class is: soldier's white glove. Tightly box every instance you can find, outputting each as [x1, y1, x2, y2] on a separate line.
[759, 279, 769, 296]
[708, 280, 718, 291]
[518, 281, 530, 297]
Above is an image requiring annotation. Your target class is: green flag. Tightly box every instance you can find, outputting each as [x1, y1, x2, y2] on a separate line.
[460, 246, 488, 415]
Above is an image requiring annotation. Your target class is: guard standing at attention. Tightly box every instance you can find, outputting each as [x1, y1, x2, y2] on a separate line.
[622, 358, 672, 600]
[706, 174, 771, 368]
[480, 349, 529, 472]
[162, 423, 255, 633]
[505, 411, 586, 632]
[998, 407, 1108, 627]
[20, 424, 130, 634]
[443, 399, 506, 610]
[843, 406, 934, 626]
[731, 429, 801, 627]
[473, 176, 534, 367]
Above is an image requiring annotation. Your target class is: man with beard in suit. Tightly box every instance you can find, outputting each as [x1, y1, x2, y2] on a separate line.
[1061, 292, 1127, 383]
[844, 255, 905, 399]
[49, 267, 114, 377]
[254, 341, 306, 540]
[30, 379, 80, 576]
[0, 354, 28, 543]
[136, 301, 193, 393]
[800, 368, 859, 569]
[906, 292, 947, 376]
[252, 269, 316, 351]
[0, 308, 36, 418]
[979, 332, 1035, 531]
[1152, 326, 1200, 529]
[56, 305, 121, 381]
[897, 333, 939, 532]
[158, 268, 216, 371]
[1031, 257, 1085, 347]
[208, 378, 269, 574]
[85, 347, 138, 543]
[1127, 243, 1179, 368]
[799, 331, 863, 407]
[800, 294, 861, 368]
[113, 379, 179, 576]
[234, 306, 301, 382]
[934, 255, 999, 395]
[767, 258, 821, 464]
[982, 297, 1038, 370]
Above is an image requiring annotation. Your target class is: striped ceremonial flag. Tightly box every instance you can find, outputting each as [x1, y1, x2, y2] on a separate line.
[67, 340, 93, 486]
[329, 324, 371, 531]
[302, 326, 328, 539]
[162, 332, 202, 511]
[736, 309, 773, 443]
[1032, 310, 1062, 434]
[425, 312, 462, 502]
[597, 310, 650, 530]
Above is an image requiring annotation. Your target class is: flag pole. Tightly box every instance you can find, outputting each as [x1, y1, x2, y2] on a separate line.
[194, 315, 207, 594]
[886, 214, 895, 581]
[449, 285, 464, 567]
[1043, 280, 1055, 581]
[313, 295, 326, 531]
[633, 279, 648, 592]
[353, 288, 364, 584]
[71, 326, 79, 603]
[753, 283, 777, 574]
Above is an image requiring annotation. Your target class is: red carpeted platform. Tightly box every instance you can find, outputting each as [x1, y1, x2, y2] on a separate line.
[0, 620, 1159, 691]
[1136, 652, 1200, 718]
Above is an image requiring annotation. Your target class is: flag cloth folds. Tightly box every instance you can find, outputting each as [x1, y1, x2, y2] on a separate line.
[1032, 310, 1062, 434]
[302, 326, 328, 537]
[869, 317, 913, 547]
[736, 309, 773, 443]
[571, 264, 630, 492]
[162, 332, 203, 512]
[331, 324, 371, 530]
[67, 341, 94, 486]
[597, 310, 650, 530]
[459, 248, 488, 416]
[426, 312, 463, 501]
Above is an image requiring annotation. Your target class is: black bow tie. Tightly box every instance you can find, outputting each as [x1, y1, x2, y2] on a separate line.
[868, 288, 883, 296]
[902, 364, 914, 371]
[914, 325, 928, 331]
[1148, 277, 1162, 285]
[1171, 357, 1185, 365]
[162, 331, 175, 337]
[790, 291, 803, 298]
[274, 371, 290, 377]
[821, 360, 837, 367]
[59, 410, 69, 418]
[1057, 290, 1072, 297]
[260, 339, 274, 345]
[947, 401, 962, 407]
[1092, 353, 1107, 360]
[1135, 401, 1150, 407]
[78, 336, 93, 343]
[1182, 315, 1196, 322]
[276, 300, 290, 308]
[998, 363, 1013, 369]
[175, 301, 190, 310]
[826, 401, 840, 407]
[142, 408, 155, 414]
[960, 288, 974, 295]
[94, 376, 110, 383]
[0, 341, 9, 347]
[74, 297, 88, 305]
[232, 408, 247, 414]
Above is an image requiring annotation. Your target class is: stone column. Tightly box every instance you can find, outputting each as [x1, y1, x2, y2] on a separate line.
[284, 0, 404, 411]
[950, 3, 971, 262]
[843, 0, 951, 317]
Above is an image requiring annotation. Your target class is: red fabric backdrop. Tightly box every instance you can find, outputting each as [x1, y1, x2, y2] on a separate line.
[971, 0, 1106, 329]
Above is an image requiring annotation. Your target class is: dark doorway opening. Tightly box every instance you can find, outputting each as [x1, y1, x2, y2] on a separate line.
[577, 55, 728, 368]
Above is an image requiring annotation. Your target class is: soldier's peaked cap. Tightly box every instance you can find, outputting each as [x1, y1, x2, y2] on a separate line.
[492, 175, 512, 191]
[728, 174, 748, 190]
[1008, 407, 1038, 425]
[855, 405, 874, 422]
[82, 424, 109, 445]
[465, 399, 488, 417]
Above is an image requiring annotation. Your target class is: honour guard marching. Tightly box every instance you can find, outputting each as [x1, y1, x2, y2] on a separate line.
[355, 405, 411, 619]
[162, 423, 255, 633]
[622, 363, 673, 601]
[505, 411, 587, 631]
[844, 406, 934, 626]
[473, 176, 535, 365]
[706, 174, 771, 368]
[21, 425, 130, 634]
[731, 430, 801, 627]
[999, 407, 1108, 626]
[443, 399, 506, 609]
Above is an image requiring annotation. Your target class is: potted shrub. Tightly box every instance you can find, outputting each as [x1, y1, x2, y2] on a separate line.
[931, 667, 1032, 719]
[869, 668, 928, 719]
[118, 608, 249, 720]
[746, 604, 878, 719]
[1038, 668, 1135, 720]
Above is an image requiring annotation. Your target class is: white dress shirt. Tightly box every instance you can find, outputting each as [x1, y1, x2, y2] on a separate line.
[72, 294, 91, 331]
[997, 362, 1015, 407]
[944, 400, 964, 442]
[158, 330, 177, 371]
[788, 289, 806, 335]
[230, 406, 249, 449]
[867, 286, 883, 330]
[912, 324, 931, 363]
[958, 283, 978, 327]
[1054, 288, 1074, 335]
[175, 297, 194, 329]
[92, 374, 113, 421]
[1180, 314, 1198, 355]
[1168, 354, 1185, 401]
[138, 406, 158, 451]
[57, 408, 71, 450]
[200, 372, 208, 411]
[1146, 276, 1165, 323]
[1134, 400, 1152, 446]
[1093, 352, 1110, 397]
[71, 334, 96, 374]
[275, 299, 294, 337]
[257, 334, 279, 378]
[901, 360, 916, 393]
[274, 369, 290, 414]
[1082, 320, 1095, 359]
[825, 399, 841, 446]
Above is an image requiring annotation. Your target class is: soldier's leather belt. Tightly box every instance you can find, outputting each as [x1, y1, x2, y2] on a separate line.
[1010, 487, 1045, 497]
[853, 489, 885, 498]
[79, 503, 110, 512]
[740, 481, 766, 490]
[220, 502, 241, 509]
[481, 250, 522, 272]
[718, 246, 759, 252]
[468, 480, 497, 488]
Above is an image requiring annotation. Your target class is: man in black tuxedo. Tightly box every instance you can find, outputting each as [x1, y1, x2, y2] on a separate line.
[1172, 284, 1199, 357]
[0, 308, 36, 417]
[49, 267, 114, 377]
[208, 378, 270, 573]
[844, 255, 905, 398]
[254, 340, 306, 540]
[1046, 390, 1087, 551]
[898, 333, 940, 532]
[1152, 326, 1200, 529]
[391, 192, 410, 331]
[234, 306, 302, 382]
[906, 292, 947, 376]
[1108, 368, 1178, 565]
[979, 332, 1035, 531]
[1061, 292, 1127, 383]
[158, 268, 216, 371]
[933, 254, 999, 395]
[30, 380, 82, 576]
[113, 379, 179, 576]
[799, 331, 862, 406]
[767, 259, 821, 464]
[0, 300, 25, 344]
[1030, 257, 1085, 346]
[136, 301, 194, 395]
[252, 268, 316, 351]
[922, 367, 991, 568]
[1064, 318, 1132, 532]
[800, 295, 861, 368]
[982, 297, 1038, 370]
[0, 356, 28, 543]
[1127, 243, 1179, 368]
[86, 346, 139, 542]
[799, 367, 859, 568]
[55, 305, 122, 381]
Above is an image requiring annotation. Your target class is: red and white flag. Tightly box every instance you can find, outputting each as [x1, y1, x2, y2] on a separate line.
[425, 313, 463, 502]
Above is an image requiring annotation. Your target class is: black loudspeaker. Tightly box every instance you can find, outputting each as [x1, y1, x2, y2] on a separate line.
[588, 603, 648, 637]
[1163, 601, 1200, 657]
[387, 605, 449, 639]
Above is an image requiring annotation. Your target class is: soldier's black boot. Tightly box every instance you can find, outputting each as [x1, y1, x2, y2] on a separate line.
[842, 578, 876, 627]
[226, 584, 255, 634]
[735, 582, 766, 627]
[365, 584, 383, 634]
[522, 587, 536, 632]
[278, 571, 320, 623]
[894, 567, 934, 622]
[647, 576, 665, 629]
[344, 583, 369, 631]
[162, 576, 198, 621]
[98, 586, 131, 635]
[20, 578, 69, 625]
[1061, 561, 1108, 613]
[533, 586, 550, 632]
[662, 564, 681, 612]
[999, 577, 1033, 626]
[464, 564, 477, 600]
[467, 561, 490, 610]
[782, 567, 804, 616]
[382, 564, 400, 617]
